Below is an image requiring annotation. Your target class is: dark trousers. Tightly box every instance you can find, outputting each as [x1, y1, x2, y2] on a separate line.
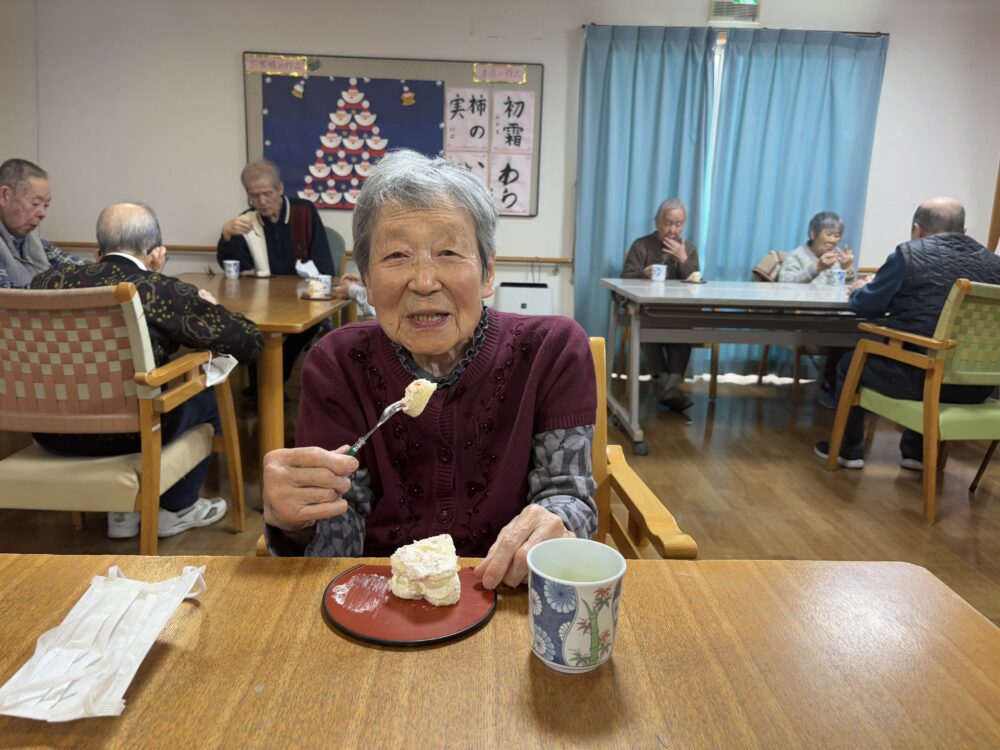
[835, 349, 993, 461]
[821, 347, 849, 389]
[34, 389, 221, 512]
[248, 324, 320, 390]
[643, 342, 692, 378]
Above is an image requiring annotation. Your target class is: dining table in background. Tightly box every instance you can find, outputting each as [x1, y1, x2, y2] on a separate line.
[601, 279, 866, 455]
[180, 273, 348, 472]
[2, 554, 998, 748]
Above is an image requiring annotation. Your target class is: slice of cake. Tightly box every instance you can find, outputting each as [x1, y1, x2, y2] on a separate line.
[389, 534, 461, 606]
[401, 378, 436, 417]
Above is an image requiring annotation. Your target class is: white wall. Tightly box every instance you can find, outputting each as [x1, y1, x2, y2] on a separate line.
[2, 0, 999, 314]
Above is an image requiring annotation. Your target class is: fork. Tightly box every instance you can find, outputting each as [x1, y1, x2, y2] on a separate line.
[346, 399, 406, 457]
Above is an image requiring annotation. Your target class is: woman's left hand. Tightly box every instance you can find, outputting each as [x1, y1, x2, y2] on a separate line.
[837, 247, 854, 269]
[473, 505, 574, 589]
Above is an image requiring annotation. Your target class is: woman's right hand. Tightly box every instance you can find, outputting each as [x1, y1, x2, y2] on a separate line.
[816, 250, 839, 273]
[262, 446, 359, 531]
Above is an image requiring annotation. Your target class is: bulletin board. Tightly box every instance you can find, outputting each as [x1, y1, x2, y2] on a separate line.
[243, 51, 543, 216]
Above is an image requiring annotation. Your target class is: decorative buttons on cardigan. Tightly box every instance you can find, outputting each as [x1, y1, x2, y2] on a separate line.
[436, 509, 454, 525]
[438, 447, 453, 463]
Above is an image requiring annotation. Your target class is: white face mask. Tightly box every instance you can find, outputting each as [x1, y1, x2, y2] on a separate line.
[0, 565, 206, 722]
[203, 353, 239, 387]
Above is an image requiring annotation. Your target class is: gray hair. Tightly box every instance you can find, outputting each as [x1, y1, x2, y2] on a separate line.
[913, 201, 965, 235]
[352, 149, 498, 281]
[655, 198, 686, 224]
[241, 160, 282, 190]
[807, 211, 845, 244]
[0, 158, 48, 194]
[96, 202, 163, 256]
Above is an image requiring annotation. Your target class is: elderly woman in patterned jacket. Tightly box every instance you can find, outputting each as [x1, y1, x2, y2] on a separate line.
[263, 150, 598, 589]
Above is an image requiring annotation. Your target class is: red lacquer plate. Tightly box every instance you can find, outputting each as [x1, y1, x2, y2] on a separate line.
[299, 292, 336, 300]
[322, 564, 497, 647]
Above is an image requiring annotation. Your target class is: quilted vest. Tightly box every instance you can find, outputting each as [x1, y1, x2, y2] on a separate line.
[886, 233, 1000, 337]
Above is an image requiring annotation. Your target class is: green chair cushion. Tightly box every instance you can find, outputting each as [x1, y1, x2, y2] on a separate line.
[859, 390, 1000, 441]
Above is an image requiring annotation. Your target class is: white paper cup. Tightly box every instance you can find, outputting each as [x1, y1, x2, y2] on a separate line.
[222, 260, 240, 279]
[650, 264, 667, 281]
[527, 538, 626, 674]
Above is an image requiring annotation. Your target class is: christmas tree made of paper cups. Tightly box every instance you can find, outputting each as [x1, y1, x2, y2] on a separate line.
[297, 77, 389, 210]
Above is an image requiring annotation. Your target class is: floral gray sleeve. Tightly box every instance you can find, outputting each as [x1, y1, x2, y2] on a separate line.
[265, 469, 372, 556]
[528, 426, 598, 539]
[304, 469, 373, 557]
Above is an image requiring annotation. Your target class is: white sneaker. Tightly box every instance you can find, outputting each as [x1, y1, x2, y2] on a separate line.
[900, 458, 924, 471]
[157, 497, 228, 538]
[107, 512, 141, 539]
[107, 498, 227, 539]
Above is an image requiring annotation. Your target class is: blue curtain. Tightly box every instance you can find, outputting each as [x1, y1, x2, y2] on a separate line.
[702, 29, 889, 372]
[574, 25, 717, 339]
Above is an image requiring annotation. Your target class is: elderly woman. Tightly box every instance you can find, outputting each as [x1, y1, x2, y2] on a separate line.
[262, 150, 597, 590]
[777, 211, 854, 285]
[778, 211, 854, 406]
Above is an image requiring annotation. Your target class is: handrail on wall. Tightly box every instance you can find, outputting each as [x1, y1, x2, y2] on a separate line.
[54, 241, 571, 266]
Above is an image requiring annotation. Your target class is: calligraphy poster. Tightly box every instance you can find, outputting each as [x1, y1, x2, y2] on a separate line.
[444, 150, 489, 185]
[446, 88, 535, 215]
[491, 90, 534, 154]
[445, 87, 489, 150]
[489, 153, 532, 216]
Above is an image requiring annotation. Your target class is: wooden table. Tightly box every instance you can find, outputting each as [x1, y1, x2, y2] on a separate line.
[2, 555, 999, 748]
[600, 279, 866, 454]
[181, 273, 348, 465]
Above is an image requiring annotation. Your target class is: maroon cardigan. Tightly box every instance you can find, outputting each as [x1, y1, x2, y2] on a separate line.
[295, 308, 597, 556]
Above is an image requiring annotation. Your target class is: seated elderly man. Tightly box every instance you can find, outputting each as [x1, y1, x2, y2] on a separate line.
[816, 197, 1000, 469]
[263, 150, 598, 589]
[622, 198, 699, 411]
[32, 202, 264, 539]
[0, 158, 84, 288]
[217, 159, 335, 393]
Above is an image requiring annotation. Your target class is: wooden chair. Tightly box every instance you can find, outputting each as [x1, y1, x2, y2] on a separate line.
[0, 283, 245, 554]
[591, 337, 697, 558]
[257, 336, 698, 559]
[752, 251, 808, 399]
[826, 278, 1000, 523]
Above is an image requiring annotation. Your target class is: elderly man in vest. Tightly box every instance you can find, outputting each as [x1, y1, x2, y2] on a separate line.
[217, 160, 335, 397]
[815, 197, 1000, 471]
[0, 158, 84, 288]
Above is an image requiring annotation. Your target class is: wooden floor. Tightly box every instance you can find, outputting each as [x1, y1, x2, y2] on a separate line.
[2, 376, 999, 625]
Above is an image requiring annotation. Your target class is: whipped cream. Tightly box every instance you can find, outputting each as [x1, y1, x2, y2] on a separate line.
[389, 534, 461, 606]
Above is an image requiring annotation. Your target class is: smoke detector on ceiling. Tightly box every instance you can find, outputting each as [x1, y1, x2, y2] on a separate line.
[709, 0, 761, 28]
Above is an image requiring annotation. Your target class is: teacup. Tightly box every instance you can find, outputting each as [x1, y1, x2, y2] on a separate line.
[222, 260, 240, 279]
[526, 538, 626, 673]
[650, 264, 667, 281]
[307, 275, 333, 298]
